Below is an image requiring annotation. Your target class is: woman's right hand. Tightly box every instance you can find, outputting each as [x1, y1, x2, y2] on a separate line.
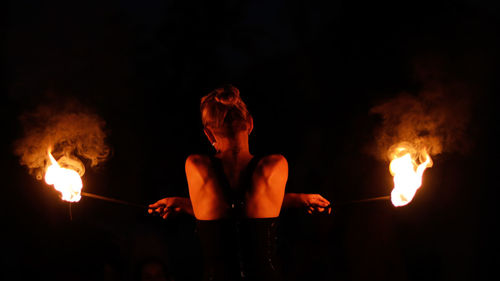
[148, 197, 193, 219]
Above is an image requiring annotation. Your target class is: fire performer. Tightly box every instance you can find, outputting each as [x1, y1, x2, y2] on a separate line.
[149, 85, 330, 281]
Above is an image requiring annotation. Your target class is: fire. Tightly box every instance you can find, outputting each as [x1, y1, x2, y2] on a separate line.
[44, 150, 83, 202]
[389, 145, 432, 207]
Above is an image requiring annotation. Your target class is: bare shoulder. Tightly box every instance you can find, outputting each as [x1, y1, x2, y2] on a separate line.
[258, 154, 287, 166]
[255, 154, 288, 178]
[185, 154, 212, 178]
[185, 154, 211, 167]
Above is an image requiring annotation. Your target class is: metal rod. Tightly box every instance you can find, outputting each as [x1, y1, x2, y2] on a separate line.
[81, 191, 148, 209]
[341, 195, 391, 205]
[329, 195, 391, 208]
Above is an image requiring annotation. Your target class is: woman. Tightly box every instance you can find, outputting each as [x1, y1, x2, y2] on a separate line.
[149, 85, 330, 281]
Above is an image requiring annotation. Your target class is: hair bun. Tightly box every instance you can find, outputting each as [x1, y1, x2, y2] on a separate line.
[214, 84, 240, 106]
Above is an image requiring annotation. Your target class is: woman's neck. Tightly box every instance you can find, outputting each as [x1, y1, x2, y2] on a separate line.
[215, 138, 252, 162]
[217, 145, 251, 160]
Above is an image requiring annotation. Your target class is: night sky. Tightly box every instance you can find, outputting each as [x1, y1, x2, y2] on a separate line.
[2, 1, 499, 280]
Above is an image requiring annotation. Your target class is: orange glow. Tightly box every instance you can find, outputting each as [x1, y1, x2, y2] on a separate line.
[44, 150, 83, 202]
[389, 146, 432, 207]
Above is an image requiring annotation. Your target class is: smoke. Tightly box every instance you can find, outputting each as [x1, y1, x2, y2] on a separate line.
[13, 101, 110, 180]
[370, 60, 472, 162]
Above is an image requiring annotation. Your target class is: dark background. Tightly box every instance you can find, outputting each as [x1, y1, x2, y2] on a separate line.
[2, 1, 499, 280]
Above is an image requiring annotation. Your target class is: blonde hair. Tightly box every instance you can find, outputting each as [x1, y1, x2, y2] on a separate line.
[200, 85, 251, 136]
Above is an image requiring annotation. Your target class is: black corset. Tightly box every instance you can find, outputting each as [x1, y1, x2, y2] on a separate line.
[196, 218, 282, 281]
[195, 155, 283, 281]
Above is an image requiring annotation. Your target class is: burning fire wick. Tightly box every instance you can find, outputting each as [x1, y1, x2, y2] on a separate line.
[45, 150, 83, 202]
[389, 146, 432, 207]
[81, 192, 147, 209]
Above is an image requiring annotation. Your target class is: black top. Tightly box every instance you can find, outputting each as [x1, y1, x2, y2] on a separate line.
[196, 155, 282, 281]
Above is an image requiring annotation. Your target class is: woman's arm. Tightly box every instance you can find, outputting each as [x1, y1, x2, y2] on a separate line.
[148, 193, 330, 219]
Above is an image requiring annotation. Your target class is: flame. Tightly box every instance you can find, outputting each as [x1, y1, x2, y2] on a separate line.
[44, 150, 83, 202]
[389, 146, 432, 207]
